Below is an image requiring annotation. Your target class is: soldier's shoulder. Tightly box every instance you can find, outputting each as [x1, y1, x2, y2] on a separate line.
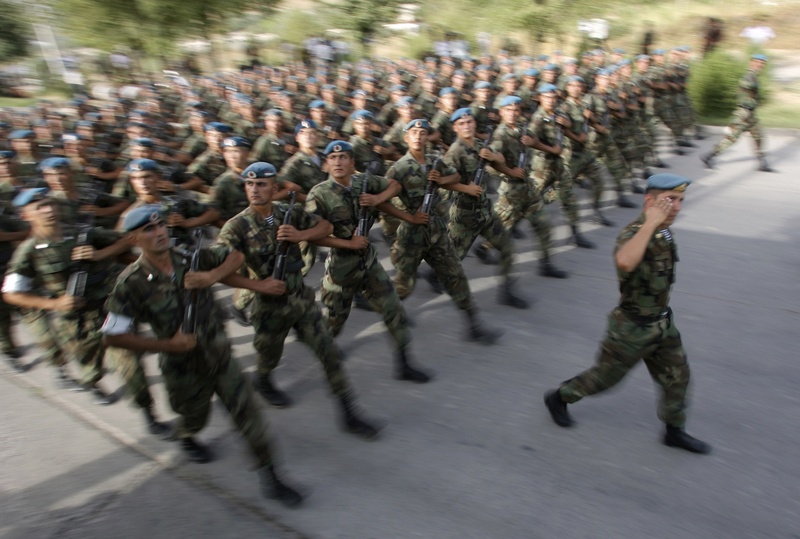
[114, 258, 146, 286]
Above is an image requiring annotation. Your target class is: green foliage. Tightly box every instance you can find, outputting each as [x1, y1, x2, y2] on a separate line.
[320, 0, 400, 49]
[259, 9, 331, 45]
[0, 0, 30, 61]
[688, 50, 747, 118]
[405, 34, 434, 61]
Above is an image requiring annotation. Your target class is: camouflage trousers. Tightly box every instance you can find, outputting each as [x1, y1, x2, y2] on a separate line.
[390, 218, 472, 311]
[589, 132, 630, 192]
[300, 241, 318, 277]
[449, 197, 514, 279]
[712, 107, 764, 158]
[0, 296, 17, 353]
[611, 121, 644, 171]
[532, 155, 579, 226]
[105, 341, 155, 410]
[321, 254, 410, 350]
[654, 95, 683, 140]
[674, 92, 696, 131]
[50, 306, 107, 386]
[559, 307, 690, 428]
[160, 327, 276, 468]
[251, 284, 351, 397]
[232, 264, 256, 311]
[492, 179, 554, 259]
[21, 308, 66, 367]
[569, 150, 613, 208]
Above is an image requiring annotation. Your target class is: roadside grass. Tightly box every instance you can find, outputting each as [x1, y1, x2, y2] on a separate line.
[0, 97, 37, 108]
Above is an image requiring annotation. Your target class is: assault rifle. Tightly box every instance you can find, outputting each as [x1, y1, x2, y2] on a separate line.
[272, 191, 296, 280]
[182, 228, 203, 334]
[356, 161, 379, 237]
[420, 154, 442, 215]
[66, 212, 95, 297]
[473, 126, 495, 187]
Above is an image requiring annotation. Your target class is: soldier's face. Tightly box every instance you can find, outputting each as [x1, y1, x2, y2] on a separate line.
[566, 82, 583, 98]
[326, 152, 354, 180]
[223, 147, 248, 169]
[134, 220, 169, 253]
[310, 109, 325, 123]
[130, 172, 158, 196]
[205, 130, 223, 148]
[0, 160, 12, 177]
[751, 59, 766, 72]
[245, 178, 277, 206]
[441, 95, 458, 111]
[265, 116, 281, 133]
[646, 190, 685, 226]
[454, 116, 476, 139]
[296, 128, 317, 149]
[540, 93, 557, 111]
[499, 105, 520, 125]
[404, 127, 428, 151]
[24, 199, 58, 227]
[43, 169, 72, 192]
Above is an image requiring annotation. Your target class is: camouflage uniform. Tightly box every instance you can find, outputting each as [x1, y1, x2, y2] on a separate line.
[306, 175, 410, 350]
[216, 205, 351, 396]
[558, 215, 690, 427]
[585, 91, 630, 193]
[279, 151, 326, 275]
[711, 69, 765, 158]
[187, 148, 227, 188]
[0, 201, 25, 354]
[104, 248, 277, 467]
[385, 152, 472, 308]
[251, 133, 288, 171]
[489, 123, 555, 258]
[179, 132, 208, 161]
[119, 196, 212, 248]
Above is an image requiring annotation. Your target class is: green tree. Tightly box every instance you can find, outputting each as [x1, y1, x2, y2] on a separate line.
[0, 0, 30, 61]
[320, 0, 400, 51]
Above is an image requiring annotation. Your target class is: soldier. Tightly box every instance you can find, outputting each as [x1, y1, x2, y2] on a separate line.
[529, 85, 596, 249]
[185, 122, 232, 194]
[306, 141, 430, 382]
[429, 88, 460, 151]
[702, 54, 773, 172]
[212, 136, 253, 224]
[251, 109, 290, 172]
[442, 108, 529, 308]
[2, 187, 131, 404]
[489, 96, 567, 278]
[101, 205, 303, 507]
[544, 173, 711, 455]
[216, 162, 380, 440]
[0, 181, 28, 370]
[383, 119, 501, 343]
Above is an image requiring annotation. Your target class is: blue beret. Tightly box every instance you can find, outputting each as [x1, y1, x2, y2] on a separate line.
[618, 59, 632, 66]
[424, 57, 436, 63]
[263, 109, 282, 118]
[352, 109, 374, 121]
[752, 53, 768, 62]
[122, 204, 165, 232]
[396, 96, 414, 108]
[62, 133, 87, 143]
[351, 89, 368, 97]
[652, 49, 665, 55]
[39, 157, 70, 171]
[607, 65, 619, 74]
[442, 59, 455, 67]
[439, 87, 457, 97]
[321, 84, 336, 91]
[404, 119, 431, 132]
[523, 68, 540, 77]
[294, 119, 318, 135]
[204, 122, 233, 133]
[567, 75, 585, 84]
[132, 137, 155, 148]
[390, 84, 407, 93]
[9, 130, 34, 140]
[453, 70, 466, 77]
[190, 110, 209, 118]
[241, 162, 277, 180]
[0, 150, 15, 160]
[537, 54, 550, 61]
[308, 99, 325, 110]
[613, 47, 625, 54]
[474, 81, 493, 90]
[564, 58, 578, 66]
[222, 136, 252, 149]
[13, 187, 51, 208]
[543, 63, 558, 71]
[76, 120, 95, 128]
[475, 65, 489, 72]
[128, 158, 160, 172]
[501, 73, 518, 82]
[307, 77, 318, 84]
[323, 140, 353, 155]
[450, 108, 474, 123]
[498, 95, 522, 108]
[636, 54, 650, 62]
[646, 173, 691, 192]
[186, 100, 203, 108]
[538, 83, 558, 94]
[596, 68, 612, 77]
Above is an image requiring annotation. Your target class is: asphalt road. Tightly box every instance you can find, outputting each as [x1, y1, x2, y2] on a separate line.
[2, 127, 799, 539]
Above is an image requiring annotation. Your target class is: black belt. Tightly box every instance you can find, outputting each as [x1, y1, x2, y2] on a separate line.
[621, 307, 670, 324]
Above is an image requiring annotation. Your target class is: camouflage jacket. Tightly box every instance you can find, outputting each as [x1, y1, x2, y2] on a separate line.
[349, 135, 387, 175]
[430, 110, 456, 148]
[383, 119, 409, 156]
[216, 203, 320, 295]
[180, 133, 208, 160]
[560, 98, 588, 153]
[615, 214, 677, 317]
[443, 138, 488, 204]
[187, 149, 227, 186]
[529, 108, 566, 161]
[251, 133, 288, 171]
[211, 169, 249, 222]
[739, 69, 761, 110]
[306, 174, 387, 278]
[119, 196, 211, 246]
[0, 203, 26, 271]
[489, 122, 531, 173]
[278, 150, 325, 193]
[385, 151, 457, 214]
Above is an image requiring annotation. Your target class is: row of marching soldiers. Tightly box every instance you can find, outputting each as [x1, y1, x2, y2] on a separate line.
[0, 48, 703, 508]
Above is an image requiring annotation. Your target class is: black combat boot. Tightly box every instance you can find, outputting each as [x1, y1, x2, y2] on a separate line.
[663, 425, 711, 454]
[180, 437, 213, 463]
[677, 137, 696, 148]
[464, 307, 504, 345]
[256, 374, 292, 408]
[544, 390, 574, 427]
[473, 243, 499, 265]
[592, 205, 614, 227]
[700, 152, 715, 169]
[394, 347, 431, 383]
[339, 393, 381, 440]
[56, 366, 83, 391]
[571, 226, 596, 249]
[510, 223, 525, 239]
[143, 406, 172, 439]
[497, 279, 529, 310]
[425, 268, 444, 295]
[538, 259, 568, 279]
[258, 466, 304, 508]
[757, 157, 774, 173]
[3, 348, 26, 373]
[228, 305, 251, 327]
[617, 193, 637, 208]
[89, 384, 114, 406]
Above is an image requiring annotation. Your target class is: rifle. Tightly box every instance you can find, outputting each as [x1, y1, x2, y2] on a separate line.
[420, 154, 442, 215]
[356, 162, 379, 237]
[182, 228, 203, 334]
[552, 113, 565, 148]
[473, 126, 495, 187]
[166, 193, 189, 247]
[66, 213, 95, 297]
[272, 191, 296, 280]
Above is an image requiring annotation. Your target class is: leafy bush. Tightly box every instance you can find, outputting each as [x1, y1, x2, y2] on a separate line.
[687, 50, 747, 118]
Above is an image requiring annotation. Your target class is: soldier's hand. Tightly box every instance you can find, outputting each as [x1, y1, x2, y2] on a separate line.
[555, 115, 569, 127]
[277, 224, 302, 243]
[510, 167, 526, 180]
[52, 295, 85, 312]
[167, 213, 186, 228]
[359, 193, 380, 207]
[168, 329, 197, 353]
[645, 194, 674, 227]
[79, 204, 99, 214]
[85, 166, 100, 177]
[427, 169, 442, 184]
[551, 145, 562, 156]
[521, 134, 535, 147]
[464, 184, 483, 197]
[184, 271, 215, 289]
[71, 245, 97, 261]
[257, 277, 286, 296]
[373, 144, 389, 155]
[350, 235, 370, 250]
[157, 180, 177, 193]
[409, 212, 429, 225]
[478, 148, 495, 161]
